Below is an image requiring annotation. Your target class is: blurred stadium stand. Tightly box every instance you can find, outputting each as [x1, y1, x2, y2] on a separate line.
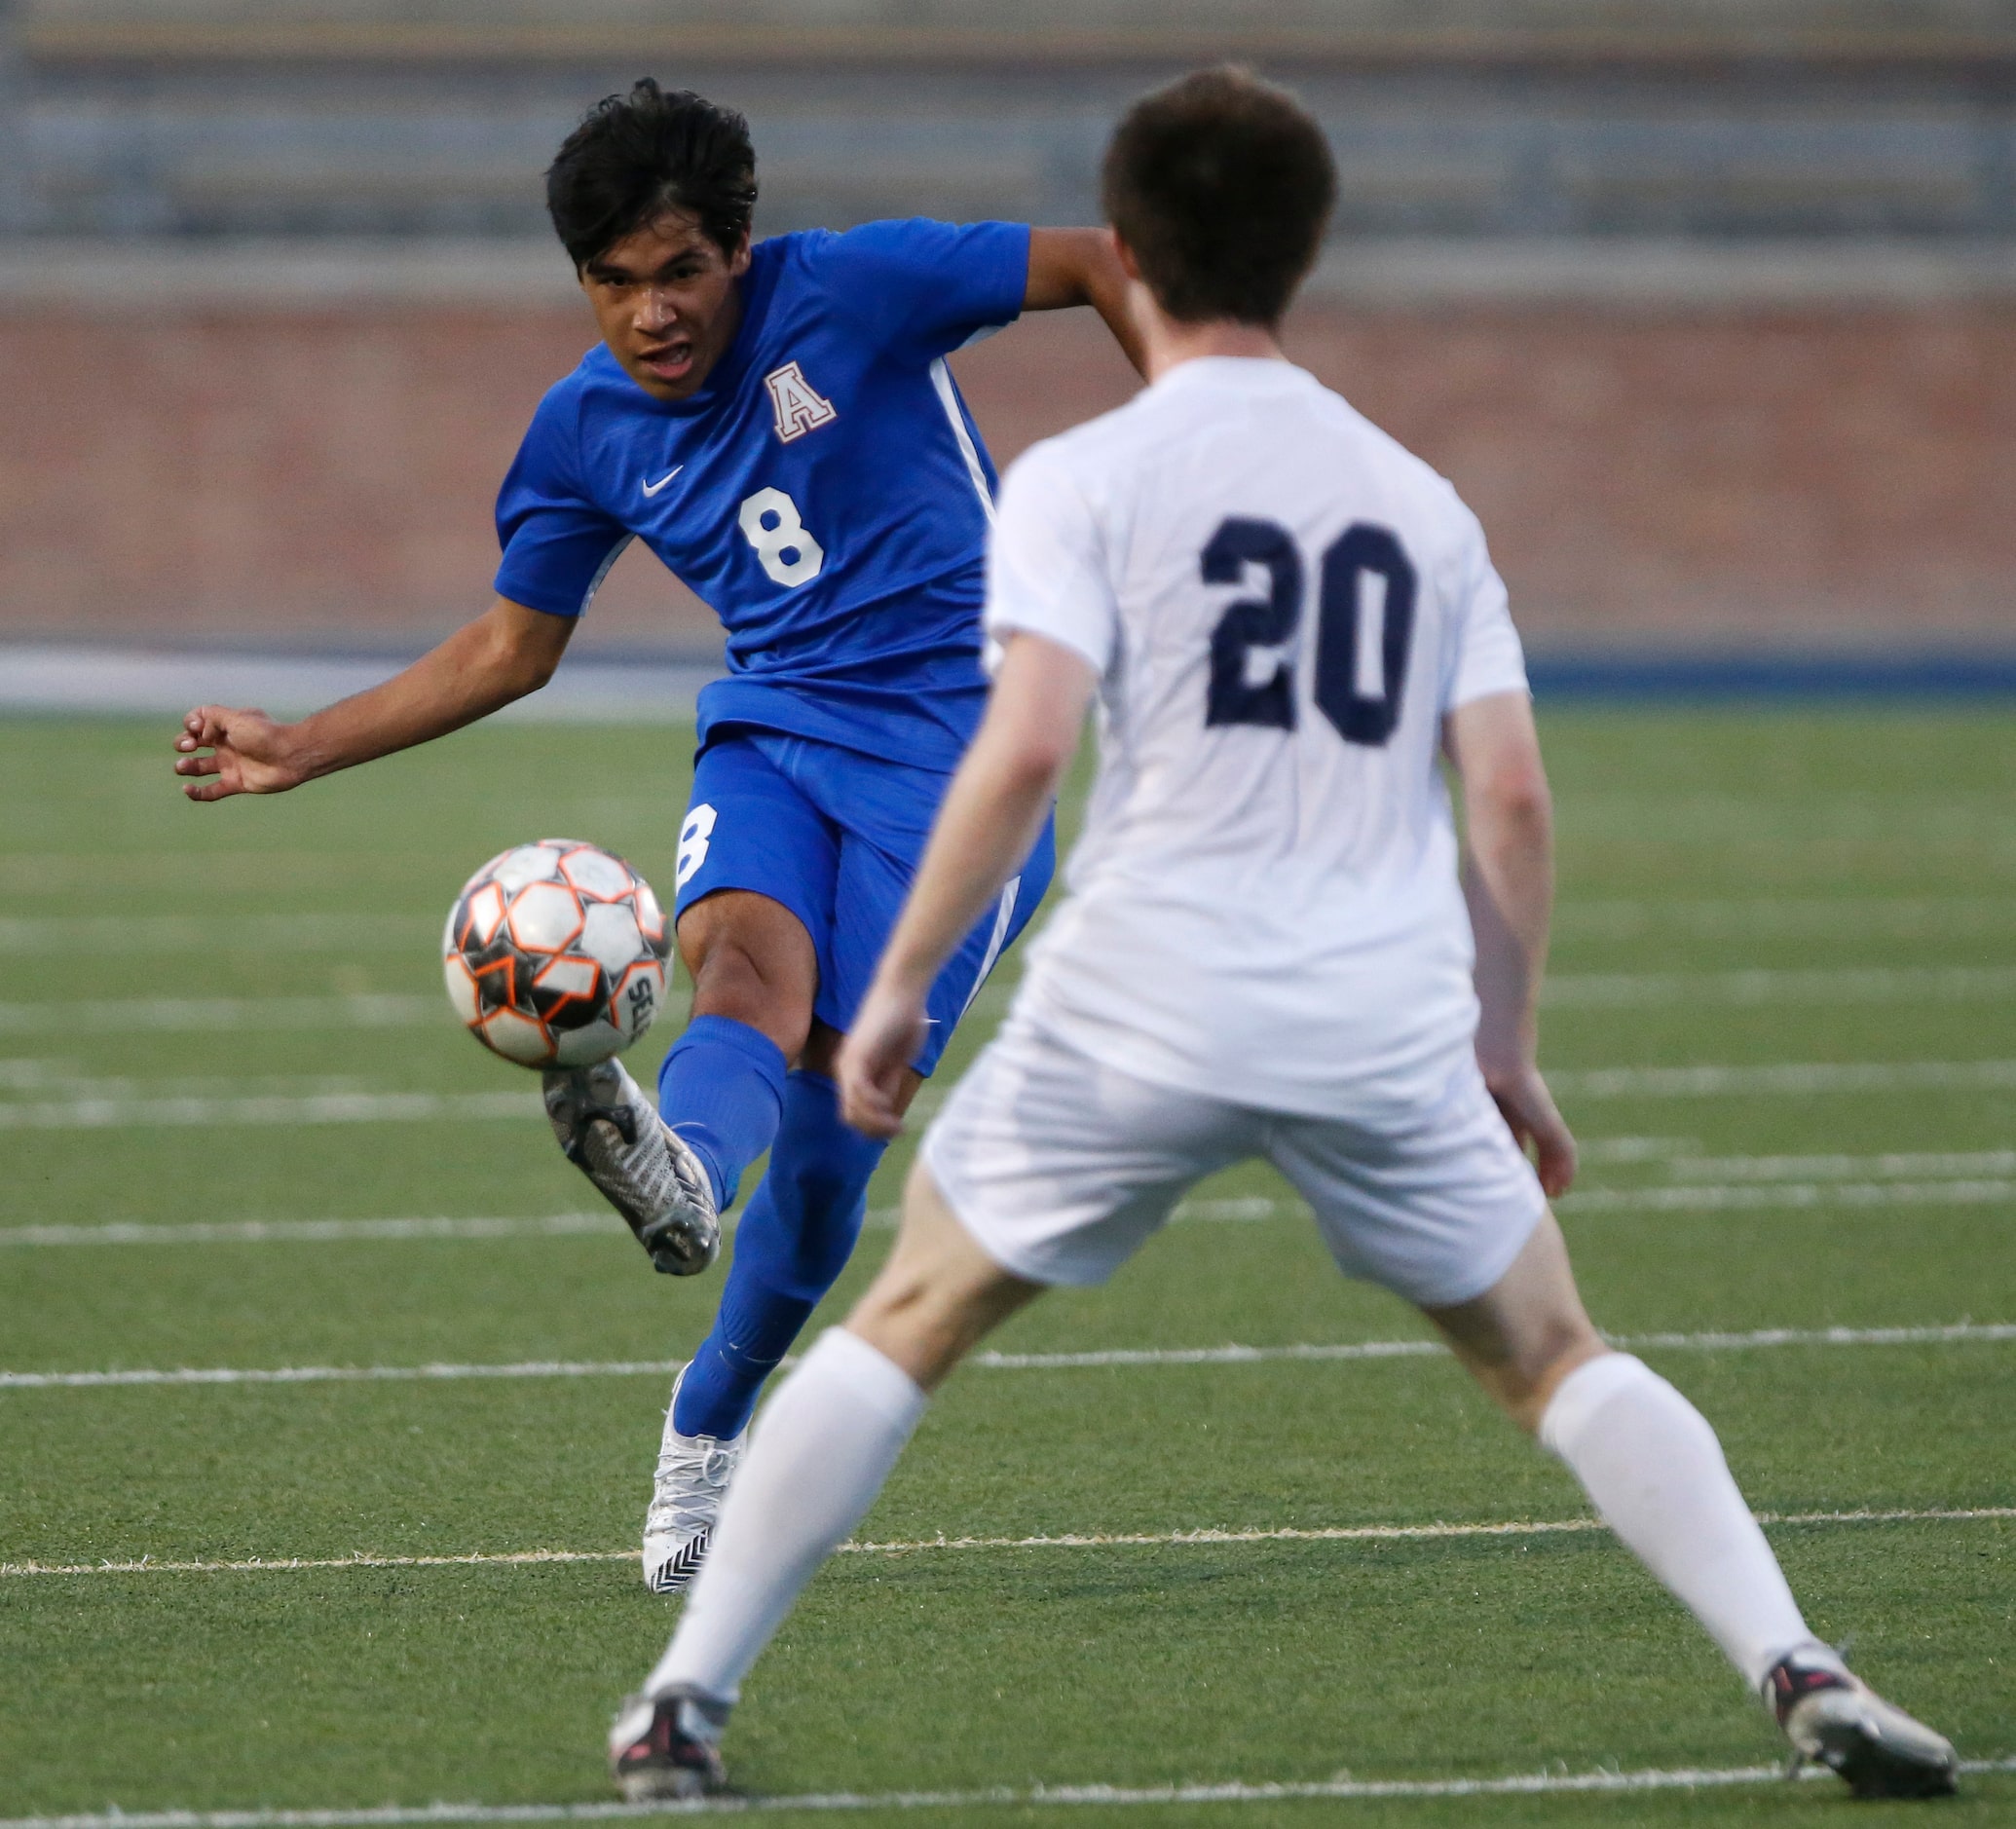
[7, 0, 2016, 243]
[0, 0, 2010, 674]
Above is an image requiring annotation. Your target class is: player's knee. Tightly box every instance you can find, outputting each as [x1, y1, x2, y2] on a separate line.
[686, 938, 814, 1057]
[845, 1273, 958, 1387]
[849, 1253, 946, 1335]
[847, 1253, 1003, 1390]
[1496, 1328, 1609, 1436]
[1439, 1298, 1606, 1435]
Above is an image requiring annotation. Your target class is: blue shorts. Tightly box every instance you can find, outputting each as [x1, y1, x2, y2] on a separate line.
[672, 729, 1057, 1076]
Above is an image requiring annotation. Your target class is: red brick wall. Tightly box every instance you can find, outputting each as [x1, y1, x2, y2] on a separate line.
[3, 300, 2011, 652]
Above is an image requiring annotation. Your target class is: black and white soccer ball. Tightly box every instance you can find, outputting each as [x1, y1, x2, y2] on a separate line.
[442, 839, 671, 1068]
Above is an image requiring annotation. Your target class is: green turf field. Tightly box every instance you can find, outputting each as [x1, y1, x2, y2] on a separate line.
[0, 710, 2010, 1826]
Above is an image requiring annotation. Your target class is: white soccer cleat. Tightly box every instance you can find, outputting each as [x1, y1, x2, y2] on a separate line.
[541, 1058, 719, 1276]
[1765, 1646, 1959, 1799]
[642, 1367, 744, 1593]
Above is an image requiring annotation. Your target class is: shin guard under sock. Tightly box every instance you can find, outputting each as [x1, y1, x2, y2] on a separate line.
[673, 1069, 887, 1439]
[655, 1015, 788, 1213]
[1541, 1352, 1813, 1687]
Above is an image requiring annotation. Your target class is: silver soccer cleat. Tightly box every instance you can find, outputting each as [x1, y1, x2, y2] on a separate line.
[1765, 1646, 1959, 1800]
[542, 1058, 720, 1276]
[642, 1366, 744, 1593]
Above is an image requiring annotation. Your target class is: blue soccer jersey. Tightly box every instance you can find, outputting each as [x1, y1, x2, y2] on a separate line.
[494, 217, 1030, 770]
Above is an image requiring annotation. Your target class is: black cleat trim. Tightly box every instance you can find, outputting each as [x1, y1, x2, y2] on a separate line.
[1766, 1656, 1852, 1728]
[646, 1531, 712, 1593]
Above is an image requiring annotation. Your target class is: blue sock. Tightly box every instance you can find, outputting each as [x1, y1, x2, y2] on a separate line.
[673, 1069, 887, 1439]
[655, 1015, 789, 1213]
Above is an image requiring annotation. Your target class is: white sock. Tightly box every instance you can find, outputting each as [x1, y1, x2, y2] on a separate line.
[646, 1326, 928, 1705]
[1539, 1352, 1819, 1690]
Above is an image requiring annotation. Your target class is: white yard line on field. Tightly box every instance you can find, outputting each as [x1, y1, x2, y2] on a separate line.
[0, 992, 692, 1035]
[0, 1090, 543, 1130]
[1551, 1059, 2016, 1098]
[1669, 1147, 2016, 1182]
[0, 969, 1996, 1035]
[0, 914, 435, 953]
[13, 1161, 2010, 1245]
[1554, 895, 2016, 940]
[4, 1322, 2011, 1391]
[6, 1058, 2011, 1130]
[0, 1214, 619, 1247]
[6, 1762, 2016, 1826]
[3, 1507, 2011, 1581]
[1546, 965, 2016, 1006]
[6, 1759, 2016, 1826]
[0, 995, 442, 1033]
[1558, 1178, 2016, 1213]
[0, 1193, 1269, 1247]
[972, 1323, 2016, 1368]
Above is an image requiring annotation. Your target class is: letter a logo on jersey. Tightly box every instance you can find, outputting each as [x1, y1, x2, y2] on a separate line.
[765, 361, 838, 444]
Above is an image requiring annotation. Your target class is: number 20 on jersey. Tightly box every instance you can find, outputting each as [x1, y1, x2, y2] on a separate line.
[1204, 516, 1416, 748]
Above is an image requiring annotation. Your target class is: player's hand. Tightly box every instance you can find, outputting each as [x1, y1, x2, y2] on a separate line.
[1481, 1059, 1577, 1199]
[172, 706, 308, 801]
[838, 980, 930, 1139]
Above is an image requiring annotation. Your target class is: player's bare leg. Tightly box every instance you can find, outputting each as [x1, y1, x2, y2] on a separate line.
[611, 1164, 1038, 1796]
[839, 1158, 1044, 1389]
[1422, 1213, 1958, 1799]
[677, 889, 820, 1061]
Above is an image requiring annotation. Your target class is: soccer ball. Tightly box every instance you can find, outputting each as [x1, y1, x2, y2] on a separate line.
[442, 839, 672, 1068]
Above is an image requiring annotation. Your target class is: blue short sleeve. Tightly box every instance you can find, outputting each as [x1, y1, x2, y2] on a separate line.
[494, 377, 634, 618]
[815, 218, 1029, 360]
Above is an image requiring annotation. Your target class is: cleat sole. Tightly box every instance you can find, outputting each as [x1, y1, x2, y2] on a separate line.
[1815, 1722, 1960, 1800]
[616, 1768, 712, 1804]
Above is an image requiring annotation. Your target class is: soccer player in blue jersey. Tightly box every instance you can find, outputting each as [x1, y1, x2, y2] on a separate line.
[172, 80, 1139, 1589]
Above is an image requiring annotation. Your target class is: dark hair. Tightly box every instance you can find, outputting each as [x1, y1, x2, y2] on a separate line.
[1101, 67, 1334, 326]
[546, 79, 758, 269]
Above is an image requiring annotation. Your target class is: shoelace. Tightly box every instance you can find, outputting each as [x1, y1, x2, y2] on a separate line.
[645, 1438, 737, 1537]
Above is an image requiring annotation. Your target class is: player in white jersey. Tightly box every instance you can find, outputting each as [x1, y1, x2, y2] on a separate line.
[606, 69, 1959, 1802]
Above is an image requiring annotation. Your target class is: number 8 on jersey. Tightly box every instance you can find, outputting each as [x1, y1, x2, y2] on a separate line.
[739, 487, 825, 587]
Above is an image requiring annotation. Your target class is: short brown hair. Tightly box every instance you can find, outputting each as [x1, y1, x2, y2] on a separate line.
[1101, 68, 1335, 327]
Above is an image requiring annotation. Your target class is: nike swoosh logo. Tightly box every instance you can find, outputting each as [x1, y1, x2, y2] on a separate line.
[642, 467, 683, 498]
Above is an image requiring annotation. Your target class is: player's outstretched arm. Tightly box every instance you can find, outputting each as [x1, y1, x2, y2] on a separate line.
[1025, 228, 1146, 375]
[1444, 690, 1577, 1197]
[839, 632, 1095, 1138]
[172, 598, 575, 802]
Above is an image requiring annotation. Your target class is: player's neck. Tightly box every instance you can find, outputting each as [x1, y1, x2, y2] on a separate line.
[1139, 314, 1286, 385]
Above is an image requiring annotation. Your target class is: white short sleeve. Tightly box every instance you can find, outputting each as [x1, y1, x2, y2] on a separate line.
[984, 443, 1119, 677]
[1446, 511, 1529, 710]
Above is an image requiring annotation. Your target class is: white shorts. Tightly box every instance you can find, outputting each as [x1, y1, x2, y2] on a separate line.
[922, 1016, 1547, 1310]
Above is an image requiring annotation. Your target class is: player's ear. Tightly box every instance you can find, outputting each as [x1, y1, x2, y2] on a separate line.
[727, 231, 754, 278]
[1108, 229, 1142, 284]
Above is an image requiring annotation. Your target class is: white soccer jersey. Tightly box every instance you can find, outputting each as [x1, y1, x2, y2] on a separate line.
[984, 355, 1529, 1123]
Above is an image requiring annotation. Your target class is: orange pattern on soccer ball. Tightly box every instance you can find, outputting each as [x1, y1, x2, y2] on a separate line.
[442, 839, 672, 1069]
